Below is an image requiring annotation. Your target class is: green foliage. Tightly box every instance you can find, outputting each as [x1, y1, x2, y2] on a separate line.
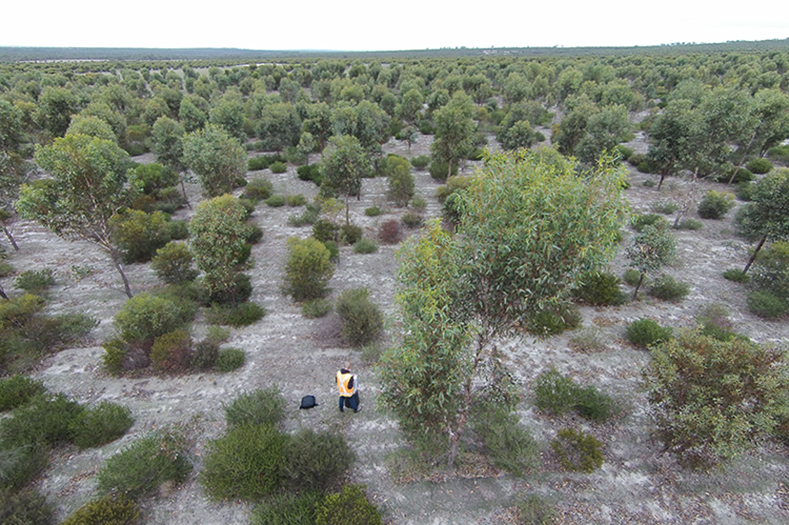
[410, 155, 430, 169]
[265, 194, 287, 207]
[312, 219, 340, 243]
[472, 407, 538, 476]
[0, 393, 84, 448]
[224, 387, 286, 430]
[533, 368, 614, 421]
[568, 328, 609, 353]
[0, 376, 46, 412]
[215, 348, 246, 372]
[201, 424, 287, 502]
[353, 238, 379, 254]
[110, 210, 173, 263]
[285, 429, 355, 492]
[746, 290, 788, 318]
[650, 200, 679, 215]
[150, 329, 192, 371]
[411, 196, 427, 211]
[206, 302, 265, 327]
[60, 494, 139, 525]
[746, 157, 773, 175]
[428, 159, 458, 181]
[645, 331, 788, 469]
[182, 124, 246, 197]
[335, 288, 384, 346]
[303, 298, 333, 318]
[339, 224, 363, 245]
[626, 318, 673, 348]
[0, 446, 48, 491]
[283, 237, 334, 301]
[321, 135, 370, 222]
[364, 206, 382, 217]
[297, 164, 323, 185]
[287, 194, 307, 207]
[723, 268, 749, 282]
[515, 495, 556, 525]
[675, 218, 703, 230]
[97, 428, 192, 500]
[735, 181, 755, 202]
[526, 304, 582, 336]
[551, 427, 604, 473]
[270, 161, 288, 174]
[248, 155, 271, 171]
[242, 177, 274, 201]
[113, 292, 187, 344]
[315, 484, 383, 525]
[0, 488, 56, 525]
[189, 340, 219, 370]
[150, 242, 198, 285]
[751, 241, 789, 299]
[767, 145, 789, 163]
[68, 401, 133, 449]
[632, 213, 669, 232]
[626, 224, 677, 298]
[401, 212, 423, 229]
[251, 492, 324, 525]
[572, 271, 625, 306]
[647, 274, 691, 302]
[383, 155, 415, 207]
[13, 269, 55, 294]
[697, 190, 735, 220]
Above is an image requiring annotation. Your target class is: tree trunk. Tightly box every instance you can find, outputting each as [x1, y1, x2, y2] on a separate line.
[447, 159, 453, 181]
[111, 251, 134, 298]
[0, 285, 8, 300]
[3, 225, 18, 251]
[657, 173, 666, 190]
[632, 273, 645, 301]
[743, 235, 768, 274]
[180, 177, 191, 209]
[345, 194, 350, 226]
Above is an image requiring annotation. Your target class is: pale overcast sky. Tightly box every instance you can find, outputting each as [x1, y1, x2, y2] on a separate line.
[3, 0, 787, 51]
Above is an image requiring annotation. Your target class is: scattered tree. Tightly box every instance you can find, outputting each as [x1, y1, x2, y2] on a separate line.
[737, 168, 789, 273]
[321, 135, 370, 225]
[182, 124, 246, 198]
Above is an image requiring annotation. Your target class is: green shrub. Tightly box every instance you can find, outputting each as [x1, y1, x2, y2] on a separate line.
[0, 393, 84, 448]
[313, 219, 340, 243]
[767, 144, 789, 163]
[516, 495, 556, 525]
[627, 153, 646, 167]
[270, 161, 288, 173]
[696, 304, 741, 342]
[533, 369, 578, 417]
[287, 194, 307, 206]
[751, 241, 789, 299]
[339, 224, 363, 245]
[201, 424, 287, 502]
[568, 328, 609, 353]
[698, 190, 735, 220]
[641, 177, 656, 186]
[285, 429, 355, 492]
[224, 387, 286, 430]
[746, 158, 773, 175]
[284, 237, 335, 301]
[113, 293, 187, 344]
[572, 271, 625, 306]
[632, 213, 668, 232]
[206, 302, 265, 327]
[411, 196, 427, 211]
[251, 492, 324, 525]
[735, 181, 754, 201]
[288, 203, 321, 226]
[401, 212, 423, 229]
[335, 288, 384, 347]
[379, 219, 402, 244]
[410, 155, 430, 169]
[472, 407, 538, 476]
[215, 347, 246, 372]
[648, 274, 691, 302]
[323, 240, 340, 263]
[248, 156, 271, 171]
[243, 177, 274, 201]
[747, 290, 788, 318]
[616, 145, 634, 160]
[68, 401, 134, 449]
[428, 160, 457, 181]
[303, 298, 333, 318]
[0, 376, 47, 412]
[551, 427, 604, 473]
[315, 484, 383, 525]
[527, 304, 581, 336]
[265, 194, 287, 207]
[0, 489, 56, 525]
[296, 164, 323, 185]
[723, 268, 749, 283]
[650, 200, 679, 215]
[60, 494, 139, 525]
[364, 206, 382, 217]
[574, 386, 615, 422]
[353, 238, 378, 254]
[150, 329, 192, 371]
[14, 269, 55, 294]
[675, 218, 703, 230]
[198, 272, 253, 306]
[190, 339, 219, 370]
[110, 210, 173, 263]
[246, 224, 264, 244]
[97, 428, 192, 500]
[626, 318, 673, 348]
[0, 446, 48, 491]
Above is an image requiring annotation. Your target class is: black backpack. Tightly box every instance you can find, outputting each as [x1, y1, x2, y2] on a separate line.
[300, 395, 318, 409]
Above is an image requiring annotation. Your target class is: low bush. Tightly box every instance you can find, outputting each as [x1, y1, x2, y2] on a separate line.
[251, 492, 324, 525]
[303, 298, 333, 318]
[68, 401, 134, 449]
[243, 177, 274, 201]
[269, 161, 288, 173]
[746, 157, 773, 175]
[190, 339, 219, 370]
[533, 369, 579, 417]
[60, 494, 139, 525]
[428, 160, 457, 181]
[288, 204, 321, 226]
[735, 181, 755, 201]
[313, 219, 340, 243]
[650, 200, 679, 215]
[315, 484, 383, 525]
[335, 288, 384, 347]
[110, 210, 172, 264]
[626, 318, 673, 348]
[632, 213, 668, 232]
[150, 329, 192, 371]
[527, 304, 581, 336]
[574, 386, 615, 422]
[516, 494, 556, 525]
[622, 269, 641, 286]
[675, 218, 703, 230]
[112, 292, 188, 345]
[0, 376, 47, 412]
[723, 268, 749, 283]
[0, 446, 48, 491]
[14, 269, 55, 294]
[697, 190, 735, 220]
[296, 164, 323, 185]
[97, 428, 192, 500]
[215, 348, 246, 372]
[751, 241, 789, 299]
[411, 196, 427, 211]
[323, 240, 340, 263]
[248, 155, 271, 171]
[206, 302, 266, 327]
[401, 212, 423, 229]
[648, 274, 691, 302]
[696, 304, 741, 342]
[714, 167, 753, 184]
[265, 194, 287, 207]
[283, 237, 334, 301]
[767, 144, 789, 163]
[747, 290, 788, 319]
[285, 429, 355, 492]
[287, 194, 307, 207]
[551, 427, 604, 473]
[201, 423, 287, 502]
[364, 206, 382, 217]
[472, 407, 538, 476]
[339, 224, 363, 245]
[353, 238, 378, 254]
[0, 489, 56, 525]
[627, 153, 646, 167]
[0, 393, 84, 448]
[379, 219, 402, 245]
[572, 271, 625, 306]
[224, 387, 286, 430]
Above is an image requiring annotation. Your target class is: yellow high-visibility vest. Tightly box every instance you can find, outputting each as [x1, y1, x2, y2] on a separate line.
[337, 371, 355, 397]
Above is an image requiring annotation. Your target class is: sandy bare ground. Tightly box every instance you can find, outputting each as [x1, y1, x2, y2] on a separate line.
[3, 131, 789, 524]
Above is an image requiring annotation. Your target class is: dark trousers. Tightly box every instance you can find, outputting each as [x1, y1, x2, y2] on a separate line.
[339, 392, 359, 412]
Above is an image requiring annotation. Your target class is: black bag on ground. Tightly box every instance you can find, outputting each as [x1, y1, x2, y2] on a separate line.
[300, 395, 318, 409]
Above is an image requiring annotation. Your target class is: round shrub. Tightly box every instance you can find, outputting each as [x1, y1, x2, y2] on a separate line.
[647, 274, 691, 302]
[401, 212, 423, 229]
[315, 484, 383, 525]
[285, 429, 355, 492]
[68, 401, 134, 449]
[632, 213, 668, 232]
[0, 446, 48, 491]
[61, 494, 139, 525]
[14, 269, 55, 294]
[723, 268, 749, 283]
[746, 158, 773, 175]
[527, 305, 581, 337]
[284, 237, 335, 301]
[0, 376, 47, 412]
[113, 293, 186, 344]
[747, 290, 788, 319]
[335, 288, 384, 347]
[224, 387, 286, 430]
[353, 238, 378, 254]
[190, 339, 219, 370]
[287, 194, 307, 206]
[243, 177, 274, 201]
[0, 393, 84, 448]
[199, 272, 253, 306]
[215, 347, 246, 372]
[410, 155, 430, 169]
[303, 298, 333, 318]
[735, 181, 755, 201]
[551, 427, 604, 473]
[719, 167, 753, 184]
[411, 196, 427, 211]
[248, 156, 271, 171]
[0, 489, 56, 525]
[698, 190, 735, 220]
[751, 241, 789, 299]
[516, 495, 556, 525]
[270, 161, 288, 173]
[572, 271, 624, 306]
[312, 219, 340, 243]
[251, 492, 324, 525]
[206, 302, 266, 327]
[265, 194, 287, 207]
[650, 200, 679, 215]
[574, 386, 615, 422]
[626, 318, 673, 348]
[473, 408, 539, 476]
[150, 329, 192, 371]
[428, 160, 457, 181]
[379, 219, 402, 245]
[339, 224, 363, 245]
[364, 206, 382, 217]
[322, 240, 340, 263]
[110, 210, 172, 264]
[675, 218, 703, 230]
[201, 424, 287, 502]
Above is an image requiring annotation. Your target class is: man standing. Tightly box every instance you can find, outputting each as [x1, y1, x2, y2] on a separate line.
[336, 361, 361, 413]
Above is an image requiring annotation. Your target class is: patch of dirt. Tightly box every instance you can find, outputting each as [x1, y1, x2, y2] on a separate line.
[3, 131, 789, 524]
